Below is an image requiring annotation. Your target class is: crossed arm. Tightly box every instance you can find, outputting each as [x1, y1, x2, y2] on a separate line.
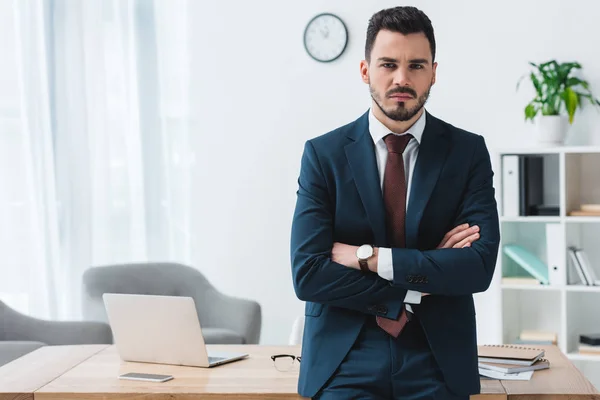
[290, 137, 500, 317]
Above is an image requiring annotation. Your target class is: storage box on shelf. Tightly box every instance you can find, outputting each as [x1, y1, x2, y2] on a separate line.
[497, 146, 600, 388]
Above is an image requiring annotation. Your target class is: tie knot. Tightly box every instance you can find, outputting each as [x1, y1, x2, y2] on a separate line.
[384, 134, 413, 154]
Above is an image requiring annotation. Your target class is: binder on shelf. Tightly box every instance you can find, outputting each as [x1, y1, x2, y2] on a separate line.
[546, 223, 565, 286]
[568, 247, 589, 285]
[503, 244, 549, 284]
[574, 248, 600, 285]
[502, 155, 520, 217]
[519, 156, 549, 216]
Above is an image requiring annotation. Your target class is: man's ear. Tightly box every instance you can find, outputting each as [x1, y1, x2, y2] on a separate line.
[359, 60, 369, 84]
[431, 61, 438, 85]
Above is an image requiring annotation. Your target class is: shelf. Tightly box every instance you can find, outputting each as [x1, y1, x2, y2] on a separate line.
[500, 285, 600, 292]
[498, 146, 600, 155]
[501, 284, 560, 291]
[500, 216, 561, 223]
[565, 216, 600, 223]
[500, 216, 600, 223]
[565, 285, 600, 293]
[567, 352, 600, 361]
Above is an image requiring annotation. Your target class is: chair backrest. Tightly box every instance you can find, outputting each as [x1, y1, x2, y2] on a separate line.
[82, 262, 218, 327]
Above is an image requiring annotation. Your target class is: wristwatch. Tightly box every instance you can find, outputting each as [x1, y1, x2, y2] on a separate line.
[356, 244, 374, 272]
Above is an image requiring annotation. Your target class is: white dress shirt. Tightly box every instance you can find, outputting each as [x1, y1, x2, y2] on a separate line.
[368, 108, 426, 306]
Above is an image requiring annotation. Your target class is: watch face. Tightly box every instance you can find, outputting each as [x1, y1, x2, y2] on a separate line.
[303, 13, 348, 63]
[357, 245, 373, 259]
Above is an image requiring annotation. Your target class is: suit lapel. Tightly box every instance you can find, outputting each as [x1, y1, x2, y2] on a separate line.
[405, 112, 451, 249]
[344, 113, 387, 246]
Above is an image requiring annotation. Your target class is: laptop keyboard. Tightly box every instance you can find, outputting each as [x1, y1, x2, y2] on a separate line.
[208, 356, 226, 364]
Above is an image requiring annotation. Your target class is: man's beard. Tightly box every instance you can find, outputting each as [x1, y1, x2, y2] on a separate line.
[370, 84, 431, 122]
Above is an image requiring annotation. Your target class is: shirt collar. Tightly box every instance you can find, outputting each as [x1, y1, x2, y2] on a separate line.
[368, 107, 426, 145]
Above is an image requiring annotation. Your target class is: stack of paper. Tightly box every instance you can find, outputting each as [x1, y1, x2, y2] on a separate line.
[477, 345, 550, 381]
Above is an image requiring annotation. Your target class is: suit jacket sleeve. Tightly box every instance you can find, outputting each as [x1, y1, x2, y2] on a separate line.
[291, 140, 407, 318]
[390, 135, 500, 295]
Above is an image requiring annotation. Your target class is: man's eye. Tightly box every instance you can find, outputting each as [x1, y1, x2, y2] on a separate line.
[382, 63, 395, 68]
[410, 64, 424, 70]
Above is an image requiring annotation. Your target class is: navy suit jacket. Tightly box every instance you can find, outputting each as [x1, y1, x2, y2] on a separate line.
[290, 110, 500, 398]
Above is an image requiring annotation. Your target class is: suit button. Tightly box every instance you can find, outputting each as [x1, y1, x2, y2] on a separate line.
[376, 305, 388, 315]
[406, 276, 414, 283]
[367, 305, 376, 312]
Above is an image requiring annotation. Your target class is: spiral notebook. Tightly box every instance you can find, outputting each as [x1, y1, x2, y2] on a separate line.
[477, 345, 545, 366]
[479, 358, 550, 374]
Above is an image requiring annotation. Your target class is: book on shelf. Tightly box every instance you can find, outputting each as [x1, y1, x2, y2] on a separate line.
[568, 247, 599, 285]
[519, 330, 557, 345]
[477, 344, 545, 366]
[569, 210, 600, 216]
[503, 245, 549, 284]
[582, 204, 600, 212]
[569, 204, 600, 216]
[501, 276, 541, 285]
[514, 339, 554, 345]
[580, 333, 600, 346]
[578, 344, 600, 355]
[479, 358, 550, 374]
[501, 155, 559, 217]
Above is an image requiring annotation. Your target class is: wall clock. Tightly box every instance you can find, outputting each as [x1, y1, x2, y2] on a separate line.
[303, 13, 348, 63]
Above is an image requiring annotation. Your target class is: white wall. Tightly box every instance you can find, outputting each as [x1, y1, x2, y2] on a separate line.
[186, 0, 600, 345]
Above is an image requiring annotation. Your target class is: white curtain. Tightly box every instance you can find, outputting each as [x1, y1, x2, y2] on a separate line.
[0, 0, 192, 320]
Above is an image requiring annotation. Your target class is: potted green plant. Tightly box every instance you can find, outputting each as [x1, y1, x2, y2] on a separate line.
[517, 60, 600, 145]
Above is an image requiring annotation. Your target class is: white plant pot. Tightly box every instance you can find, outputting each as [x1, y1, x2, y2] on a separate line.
[535, 115, 569, 146]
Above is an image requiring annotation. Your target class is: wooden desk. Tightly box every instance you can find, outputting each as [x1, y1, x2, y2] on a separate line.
[0, 344, 597, 399]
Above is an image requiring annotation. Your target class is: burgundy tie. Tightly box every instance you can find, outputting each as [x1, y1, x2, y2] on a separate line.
[376, 133, 413, 338]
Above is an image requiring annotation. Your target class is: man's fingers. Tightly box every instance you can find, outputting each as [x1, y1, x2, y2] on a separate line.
[445, 226, 479, 248]
[438, 223, 469, 248]
[454, 232, 480, 249]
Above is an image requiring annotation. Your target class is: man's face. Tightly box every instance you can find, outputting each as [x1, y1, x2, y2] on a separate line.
[360, 30, 437, 122]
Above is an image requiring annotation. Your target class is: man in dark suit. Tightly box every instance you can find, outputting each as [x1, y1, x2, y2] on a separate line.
[290, 6, 500, 400]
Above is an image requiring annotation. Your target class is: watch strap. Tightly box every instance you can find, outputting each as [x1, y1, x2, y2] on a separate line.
[358, 259, 370, 272]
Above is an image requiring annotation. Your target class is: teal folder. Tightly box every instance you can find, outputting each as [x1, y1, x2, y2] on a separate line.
[503, 244, 550, 284]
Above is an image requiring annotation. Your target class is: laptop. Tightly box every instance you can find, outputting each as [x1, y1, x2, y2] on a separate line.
[102, 293, 248, 367]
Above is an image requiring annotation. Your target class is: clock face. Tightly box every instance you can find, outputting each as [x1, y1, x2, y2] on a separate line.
[303, 13, 348, 63]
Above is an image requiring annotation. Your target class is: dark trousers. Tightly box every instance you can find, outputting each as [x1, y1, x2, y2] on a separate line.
[314, 315, 469, 400]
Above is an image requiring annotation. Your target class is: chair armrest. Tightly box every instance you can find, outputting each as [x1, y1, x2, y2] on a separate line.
[3, 306, 113, 345]
[0, 341, 46, 366]
[210, 293, 262, 344]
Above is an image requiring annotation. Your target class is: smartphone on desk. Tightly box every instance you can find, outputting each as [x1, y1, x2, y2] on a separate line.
[118, 372, 174, 382]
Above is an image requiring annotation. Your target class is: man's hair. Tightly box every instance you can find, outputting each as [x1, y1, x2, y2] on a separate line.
[365, 6, 436, 63]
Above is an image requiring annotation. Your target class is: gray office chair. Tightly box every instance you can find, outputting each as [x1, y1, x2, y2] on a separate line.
[81, 262, 262, 345]
[0, 300, 112, 366]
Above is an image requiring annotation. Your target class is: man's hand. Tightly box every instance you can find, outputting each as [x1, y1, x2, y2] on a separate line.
[420, 223, 480, 297]
[437, 223, 479, 249]
[331, 242, 362, 270]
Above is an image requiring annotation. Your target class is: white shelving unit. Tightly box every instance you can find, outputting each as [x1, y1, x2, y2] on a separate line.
[497, 146, 600, 389]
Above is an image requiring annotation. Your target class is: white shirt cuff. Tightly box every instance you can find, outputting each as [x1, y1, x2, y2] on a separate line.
[404, 290, 422, 304]
[377, 247, 422, 305]
[377, 247, 394, 281]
